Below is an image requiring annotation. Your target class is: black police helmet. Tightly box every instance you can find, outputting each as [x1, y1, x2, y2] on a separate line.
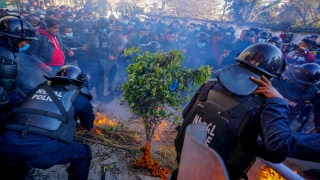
[96, 17, 109, 28]
[267, 36, 283, 49]
[44, 65, 87, 87]
[0, 16, 37, 40]
[257, 31, 270, 39]
[196, 32, 208, 42]
[235, 43, 286, 79]
[284, 63, 320, 85]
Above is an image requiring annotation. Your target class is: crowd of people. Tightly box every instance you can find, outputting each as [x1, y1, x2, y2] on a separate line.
[0, 2, 319, 180]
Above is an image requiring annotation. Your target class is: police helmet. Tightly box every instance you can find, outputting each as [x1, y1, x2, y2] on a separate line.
[284, 63, 320, 85]
[217, 43, 286, 96]
[267, 36, 283, 49]
[196, 32, 208, 42]
[257, 31, 270, 39]
[0, 16, 37, 40]
[146, 41, 162, 53]
[44, 65, 87, 87]
[96, 17, 109, 28]
[235, 43, 286, 79]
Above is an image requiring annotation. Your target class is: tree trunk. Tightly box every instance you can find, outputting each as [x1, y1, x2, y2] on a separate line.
[220, 0, 227, 22]
[145, 118, 159, 143]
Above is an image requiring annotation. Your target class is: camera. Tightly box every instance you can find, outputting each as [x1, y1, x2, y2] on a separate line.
[284, 44, 299, 53]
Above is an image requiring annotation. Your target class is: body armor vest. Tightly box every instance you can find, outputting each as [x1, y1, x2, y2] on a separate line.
[5, 82, 79, 143]
[0, 46, 19, 93]
[175, 80, 264, 180]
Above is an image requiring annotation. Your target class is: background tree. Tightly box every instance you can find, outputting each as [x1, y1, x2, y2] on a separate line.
[90, 0, 113, 17]
[278, 0, 320, 27]
[162, 0, 222, 19]
[114, 2, 143, 16]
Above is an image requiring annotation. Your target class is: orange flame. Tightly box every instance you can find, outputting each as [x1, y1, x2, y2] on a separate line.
[94, 112, 116, 127]
[96, 129, 102, 135]
[134, 135, 140, 142]
[259, 165, 285, 180]
[154, 120, 168, 141]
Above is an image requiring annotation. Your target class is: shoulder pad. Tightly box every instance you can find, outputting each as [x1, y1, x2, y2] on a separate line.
[80, 87, 93, 101]
[0, 46, 15, 60]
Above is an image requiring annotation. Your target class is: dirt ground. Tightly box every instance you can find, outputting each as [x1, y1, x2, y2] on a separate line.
[30, 92, 320, 180]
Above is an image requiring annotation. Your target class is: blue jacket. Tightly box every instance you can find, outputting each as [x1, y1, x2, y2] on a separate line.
[261, 97, 320, 162]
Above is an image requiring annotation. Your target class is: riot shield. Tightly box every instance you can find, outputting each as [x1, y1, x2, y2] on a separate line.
[177, 123, 229, 180]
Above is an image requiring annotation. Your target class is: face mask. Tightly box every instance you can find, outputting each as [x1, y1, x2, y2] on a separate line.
[68, 19, 73, 22]
[84, 29, 89, 33]
[151, 22, 155, 24]
[146, 26, 151, 30]
[197, 42, 206, 48]
[18, 44, 30, 52]
[139, 36, 143, 38]
[189, 28, 194, 32]
[99, 28, 107, 33]
[226, 32, 231, 36]
[258, 38, 267, 43]
[180, 37, 187, 41]
[131, 22, 136, 25]
[161, 21, 165, 23]
[65, 33, 73, 38]
[196, 28, 201, 31]
[123, 21, 129, 25]
[67, 10, 71, 13]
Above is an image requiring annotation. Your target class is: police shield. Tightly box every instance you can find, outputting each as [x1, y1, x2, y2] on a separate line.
[177, 123, 229, 180]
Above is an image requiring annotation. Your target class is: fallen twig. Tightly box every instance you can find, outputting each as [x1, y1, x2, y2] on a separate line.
[74, 135, 132, 151]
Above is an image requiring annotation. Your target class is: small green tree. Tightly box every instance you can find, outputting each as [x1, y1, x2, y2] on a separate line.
[122, 47, 211, 142]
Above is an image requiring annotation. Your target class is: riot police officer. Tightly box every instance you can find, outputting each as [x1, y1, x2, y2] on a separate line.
[274, 63, 320, 132]
[0, 65, 94, 180]
[0, 16, 38, 123]
[173, 43, 287, 180]
[0, 16, 37, 94]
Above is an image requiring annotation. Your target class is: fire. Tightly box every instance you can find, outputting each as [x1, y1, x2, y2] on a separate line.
[154, 120, 168, 141]
[134, 135, 140, 142]
[259, 165, 285, 180]
[96, 129, 102, 135]
[94, 112, 116, 127]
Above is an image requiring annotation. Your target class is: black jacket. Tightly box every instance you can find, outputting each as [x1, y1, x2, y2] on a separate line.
[27, 32, 68, 66]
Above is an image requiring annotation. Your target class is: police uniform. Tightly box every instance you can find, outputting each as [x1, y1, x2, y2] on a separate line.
[0, 65, 94, 180]
[261, 97, 320, 162]
[0, 16, 37, 130]
[274, 64, 320, 130]
[173, 44, 287, 180]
